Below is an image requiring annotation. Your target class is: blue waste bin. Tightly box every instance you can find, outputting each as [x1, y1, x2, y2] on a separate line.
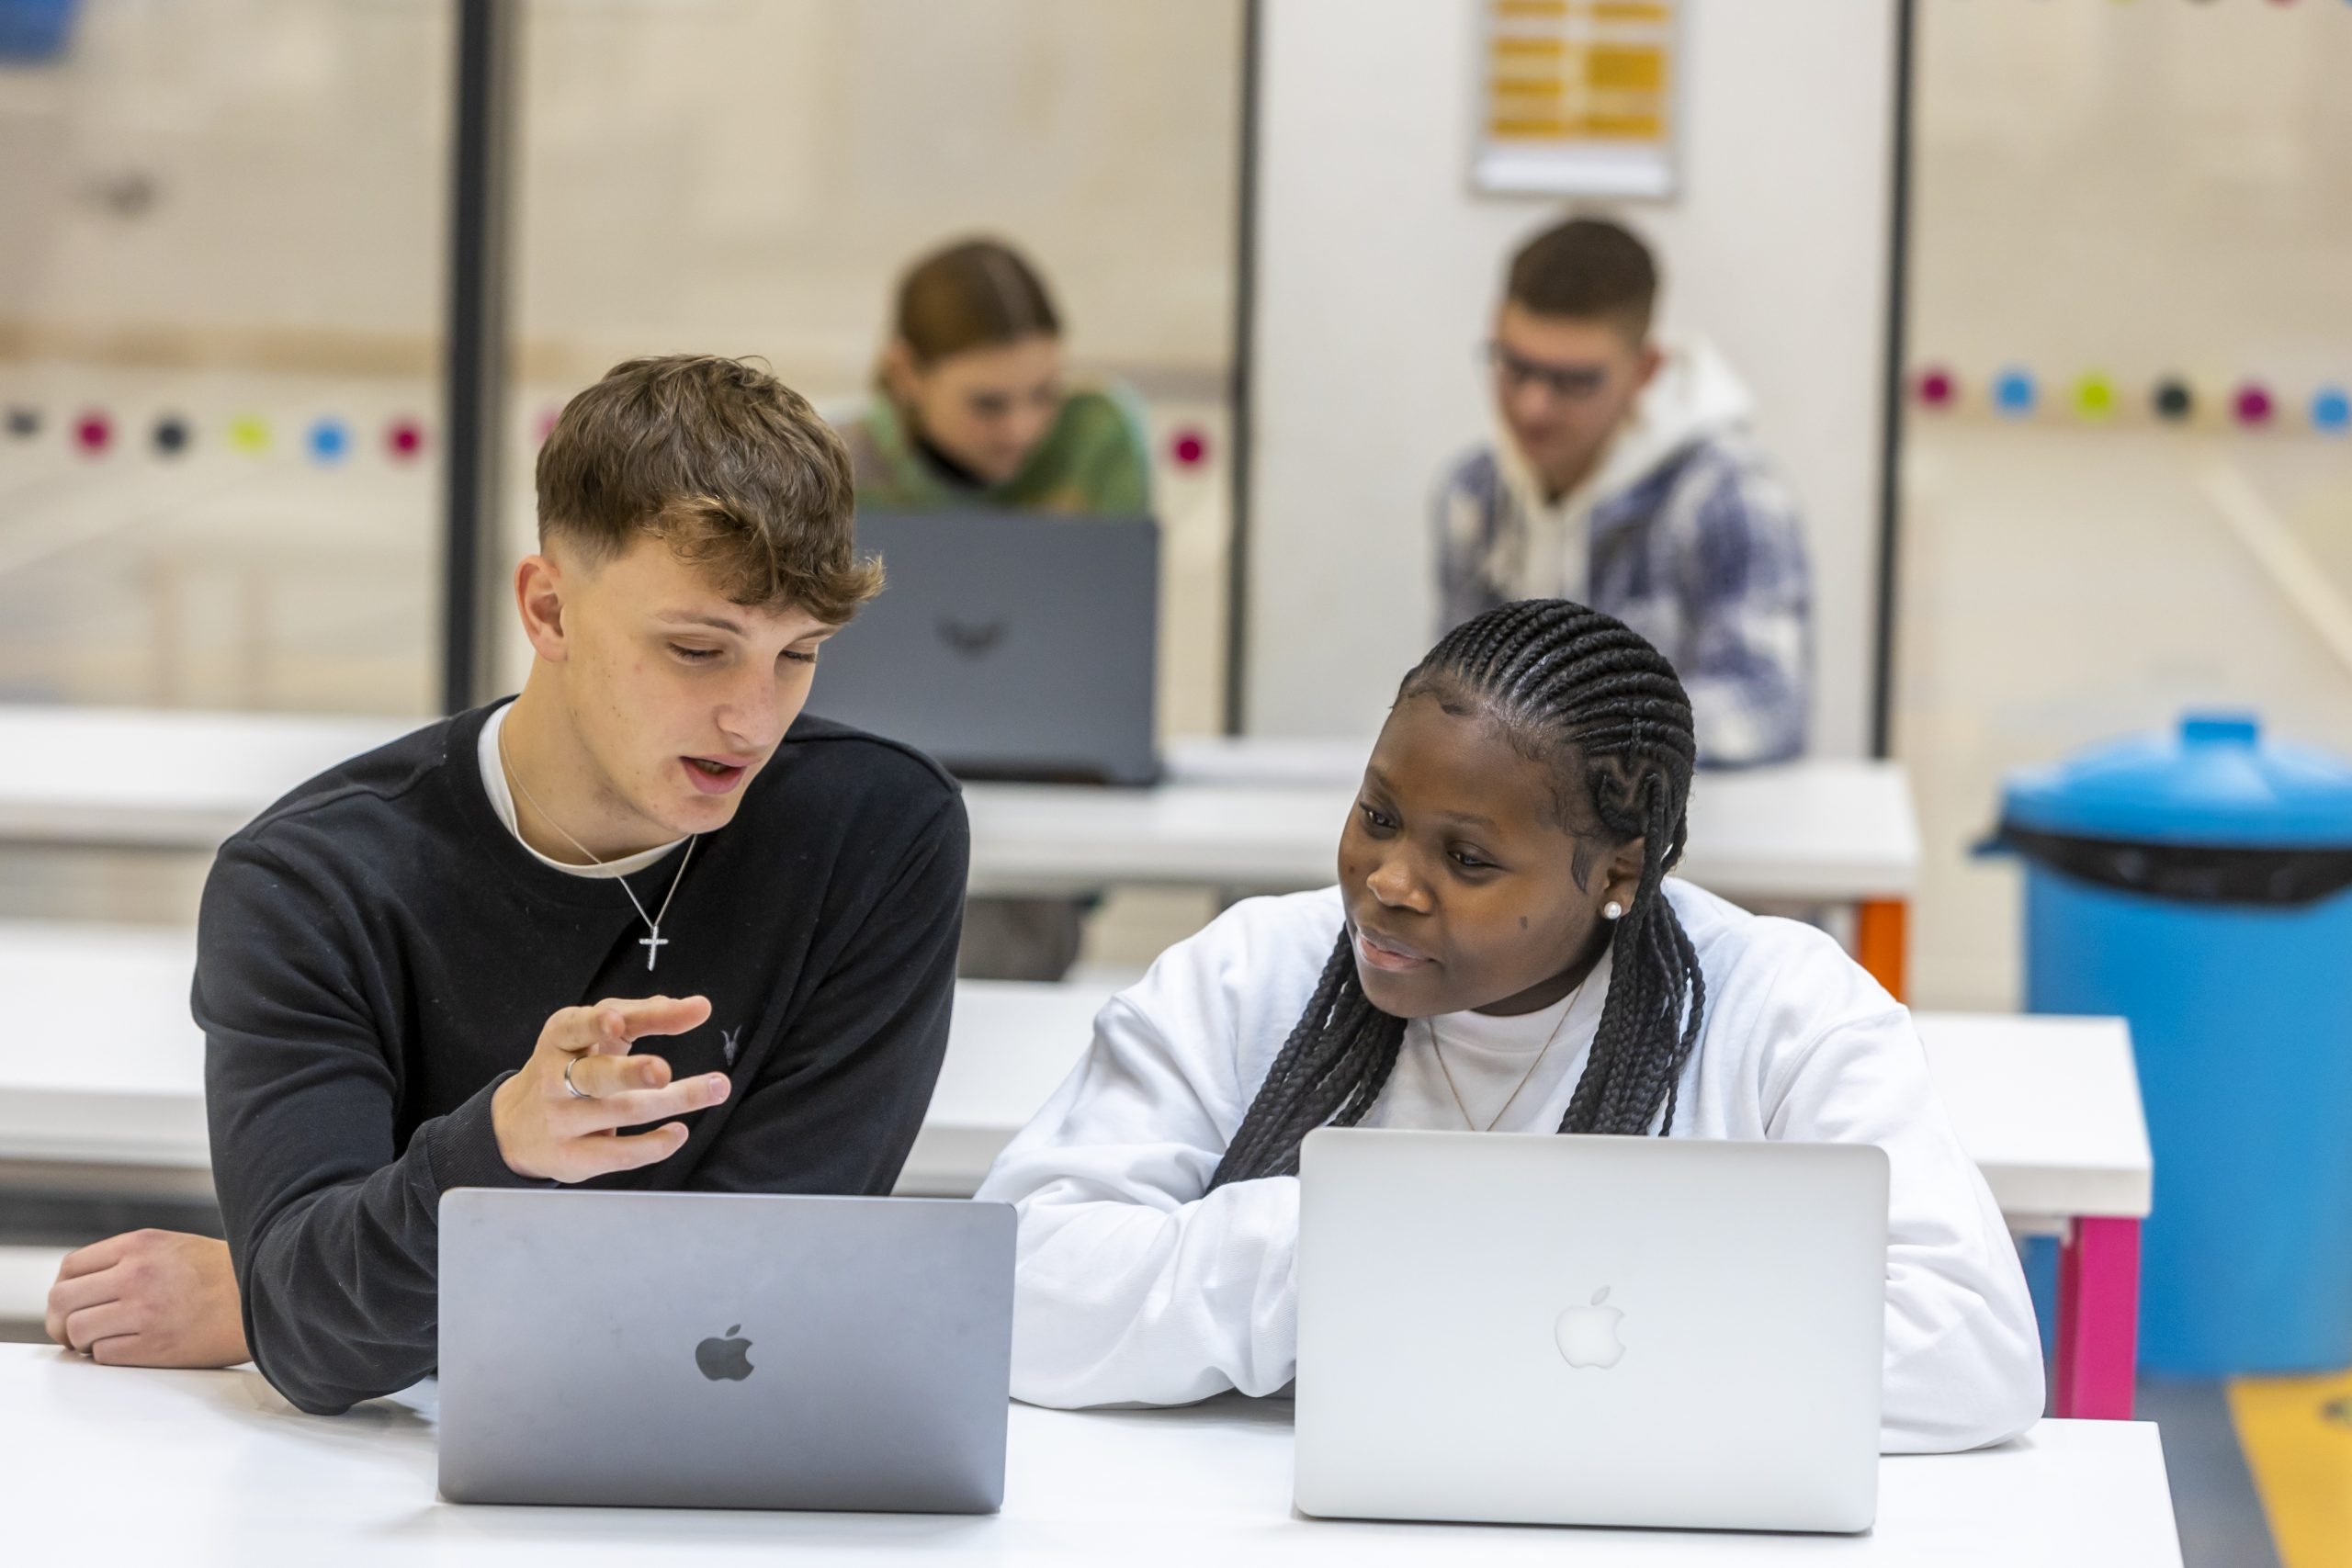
[1989, 713, 2352, 1375]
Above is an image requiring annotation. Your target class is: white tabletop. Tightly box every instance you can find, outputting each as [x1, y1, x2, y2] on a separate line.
[1914, 1014, 2154, 1222]
[0, 927, 2151, 1227]
[947, 755, 1914, 901]
[0, 1346, 2178, 1564]
[0, 705, 1917, 902]
[0, 705, 407, 850]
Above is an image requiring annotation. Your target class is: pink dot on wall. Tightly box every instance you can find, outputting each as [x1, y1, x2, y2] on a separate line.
[1915, 367, 1956, 408]
[387, 419, 424, 459]
[74, 412, 112, 453]
[2233, 384, 2275, 426]
[535, 407, 560, 446]
[1170, 428, 1209, 468]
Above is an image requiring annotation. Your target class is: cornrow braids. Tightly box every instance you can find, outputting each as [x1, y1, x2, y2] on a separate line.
[1208, 600, 1705, 1190]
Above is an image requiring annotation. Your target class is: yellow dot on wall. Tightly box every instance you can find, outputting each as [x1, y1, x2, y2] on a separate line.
[228, 414, 270, 454]
[2075, 375, 2116, 420]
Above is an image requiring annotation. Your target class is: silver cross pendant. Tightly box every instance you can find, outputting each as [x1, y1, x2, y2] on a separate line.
[640, 929, 668, 971]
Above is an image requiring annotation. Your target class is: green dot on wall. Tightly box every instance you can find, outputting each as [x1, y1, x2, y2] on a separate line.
[229, 414, 271, 455]
[2075, 375, 2115, 420]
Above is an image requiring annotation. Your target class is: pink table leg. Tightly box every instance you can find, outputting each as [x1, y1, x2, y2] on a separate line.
[2052, 1215, 2141, 1419]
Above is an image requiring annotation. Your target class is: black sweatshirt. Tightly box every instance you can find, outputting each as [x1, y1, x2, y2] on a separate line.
[197, 703, 967, 1416]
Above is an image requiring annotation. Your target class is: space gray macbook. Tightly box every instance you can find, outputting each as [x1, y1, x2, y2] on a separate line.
[437, 1189, 1015, 1513]
[1295, 1130, 1890, 1534]
[809, 509, 1159, 785]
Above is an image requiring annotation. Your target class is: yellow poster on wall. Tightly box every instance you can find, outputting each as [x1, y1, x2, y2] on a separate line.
[1472, 0, 1678, 198]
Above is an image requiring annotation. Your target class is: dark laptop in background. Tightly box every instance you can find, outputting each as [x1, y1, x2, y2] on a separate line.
[811, 510, 1159, 786]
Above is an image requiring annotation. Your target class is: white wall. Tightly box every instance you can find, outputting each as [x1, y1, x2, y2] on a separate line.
[1244, 0, 1895, 755]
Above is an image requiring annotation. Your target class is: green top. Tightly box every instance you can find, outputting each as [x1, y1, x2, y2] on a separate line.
[838, 387, 1152, 515]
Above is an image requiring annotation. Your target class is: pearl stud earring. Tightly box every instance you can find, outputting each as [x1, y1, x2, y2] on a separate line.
[1603, 900, 1625, 920]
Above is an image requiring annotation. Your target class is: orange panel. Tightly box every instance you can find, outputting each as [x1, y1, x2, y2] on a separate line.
[1856, 898, 1908, 1001]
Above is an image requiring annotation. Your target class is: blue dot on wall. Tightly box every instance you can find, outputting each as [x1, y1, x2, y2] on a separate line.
[307, 417, 350, 463]
[2312, 387, 2350, 434]
[1994, 368, 2037, 416]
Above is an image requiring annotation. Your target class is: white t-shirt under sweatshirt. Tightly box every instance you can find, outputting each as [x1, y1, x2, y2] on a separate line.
[478, 701, 685, 878]
[974, 882, 2045, 1455]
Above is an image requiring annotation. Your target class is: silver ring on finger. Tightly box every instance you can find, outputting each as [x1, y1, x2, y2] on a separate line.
[562, 1056, 597, 1100]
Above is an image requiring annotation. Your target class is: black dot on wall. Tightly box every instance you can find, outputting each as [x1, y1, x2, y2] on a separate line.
[6, 407, 37, 439]
[2153, 379, 2194, 422]
[153, 415, 190, 455]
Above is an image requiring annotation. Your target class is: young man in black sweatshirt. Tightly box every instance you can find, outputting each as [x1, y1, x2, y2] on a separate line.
[44, 355, 968, 1415]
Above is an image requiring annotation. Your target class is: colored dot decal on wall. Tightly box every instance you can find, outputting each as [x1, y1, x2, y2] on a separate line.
[387, 418, 424, 459]
[74, 412, 112, 454]
[153, 415, 190, 456]
[229, 414, 270, 455]
[1915, 367, 1956, 408]
[2313, 387, 2350, 434]
[1993, 369, 2036, 416]
[2233, 383, 2274, 427]
[1170, 428, 1209, 468]
[2153, 378, 2194, 422]
[308, 418, 349, 463]
[2074, 374, 2115, 419]
[534, 407, 560, 446]
[6, 407, 37, 439]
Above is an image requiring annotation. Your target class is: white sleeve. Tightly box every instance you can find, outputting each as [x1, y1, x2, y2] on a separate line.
[1766, 1012, 2046, 1453]
[975, 986, 1303, 1409]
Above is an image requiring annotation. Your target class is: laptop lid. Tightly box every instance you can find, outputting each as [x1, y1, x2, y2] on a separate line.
[437, 1189, 1015, 1513]
[808, 510, 1159, 786]
[1294, 1130, 1888, 1534]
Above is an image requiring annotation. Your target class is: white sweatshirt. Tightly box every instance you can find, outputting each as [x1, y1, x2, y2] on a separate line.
[974, 883, 2046, 1454]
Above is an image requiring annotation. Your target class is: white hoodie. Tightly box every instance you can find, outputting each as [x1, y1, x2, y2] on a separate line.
[1469, 337, 1758, 607]
[1435, 338, 1813, 765]
[975, 882, 2045, 1454]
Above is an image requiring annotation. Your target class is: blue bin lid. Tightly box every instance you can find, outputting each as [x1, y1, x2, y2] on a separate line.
[2001, 713, 2352, 848]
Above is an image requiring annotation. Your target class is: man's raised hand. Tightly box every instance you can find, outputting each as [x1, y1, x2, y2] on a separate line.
[491, 994, 726, 1182]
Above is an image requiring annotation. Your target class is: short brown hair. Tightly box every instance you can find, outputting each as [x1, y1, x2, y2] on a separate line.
[893, 237, 1061, 366]
[1505, 216, 1658, 342]
[537, 355, 882, 626]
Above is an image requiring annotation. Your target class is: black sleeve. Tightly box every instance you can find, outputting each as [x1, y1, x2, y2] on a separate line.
[689, 792, 969, 1196]
[198, 837, 534, 1416]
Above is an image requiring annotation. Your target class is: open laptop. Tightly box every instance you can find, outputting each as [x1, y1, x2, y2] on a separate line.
[1295, 1130, 1889, 1534]
[809, 509, 1159, 785]
[437, 1190, 1015, 1512]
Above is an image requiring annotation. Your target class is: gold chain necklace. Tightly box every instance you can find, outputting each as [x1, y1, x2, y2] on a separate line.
[1428, 974, 1591, 1133]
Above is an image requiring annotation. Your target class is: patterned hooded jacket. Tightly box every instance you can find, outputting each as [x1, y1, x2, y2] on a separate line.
[1433, 340, 1811, 767]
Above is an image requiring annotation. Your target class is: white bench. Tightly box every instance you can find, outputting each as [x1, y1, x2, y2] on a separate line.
[1, 929, 2146, 1421]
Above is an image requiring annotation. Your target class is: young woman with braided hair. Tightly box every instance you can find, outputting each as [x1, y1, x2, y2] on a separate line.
[976, 601, 2042, 1453]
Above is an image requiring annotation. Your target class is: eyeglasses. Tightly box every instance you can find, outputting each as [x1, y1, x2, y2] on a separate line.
[1485, 342, 1611, 400]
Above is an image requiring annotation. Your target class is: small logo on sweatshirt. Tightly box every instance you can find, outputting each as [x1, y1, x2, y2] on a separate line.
[719, 1027, 741, 1067]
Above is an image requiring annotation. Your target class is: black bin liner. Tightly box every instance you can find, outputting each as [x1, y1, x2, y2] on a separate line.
[1984, 824, 2352, 908]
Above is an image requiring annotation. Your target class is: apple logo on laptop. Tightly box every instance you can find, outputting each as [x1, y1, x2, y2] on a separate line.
[695, 1325, 754, 1382]
[1555, 1288, 1626, 1370]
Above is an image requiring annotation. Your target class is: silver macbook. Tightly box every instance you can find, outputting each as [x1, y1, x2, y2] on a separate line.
[437, 1189, 1015, 1512]
[1295, 1130, 1888, 1534]
[809, 509, 1159, 785]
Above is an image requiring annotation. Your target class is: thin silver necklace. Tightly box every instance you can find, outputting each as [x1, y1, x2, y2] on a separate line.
[500, 719, 696, 972]
[1429, 973, 1592, 1133]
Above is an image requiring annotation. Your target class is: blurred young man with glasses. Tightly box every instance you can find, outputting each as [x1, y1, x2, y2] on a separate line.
[1434, 216, 1811, 766]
